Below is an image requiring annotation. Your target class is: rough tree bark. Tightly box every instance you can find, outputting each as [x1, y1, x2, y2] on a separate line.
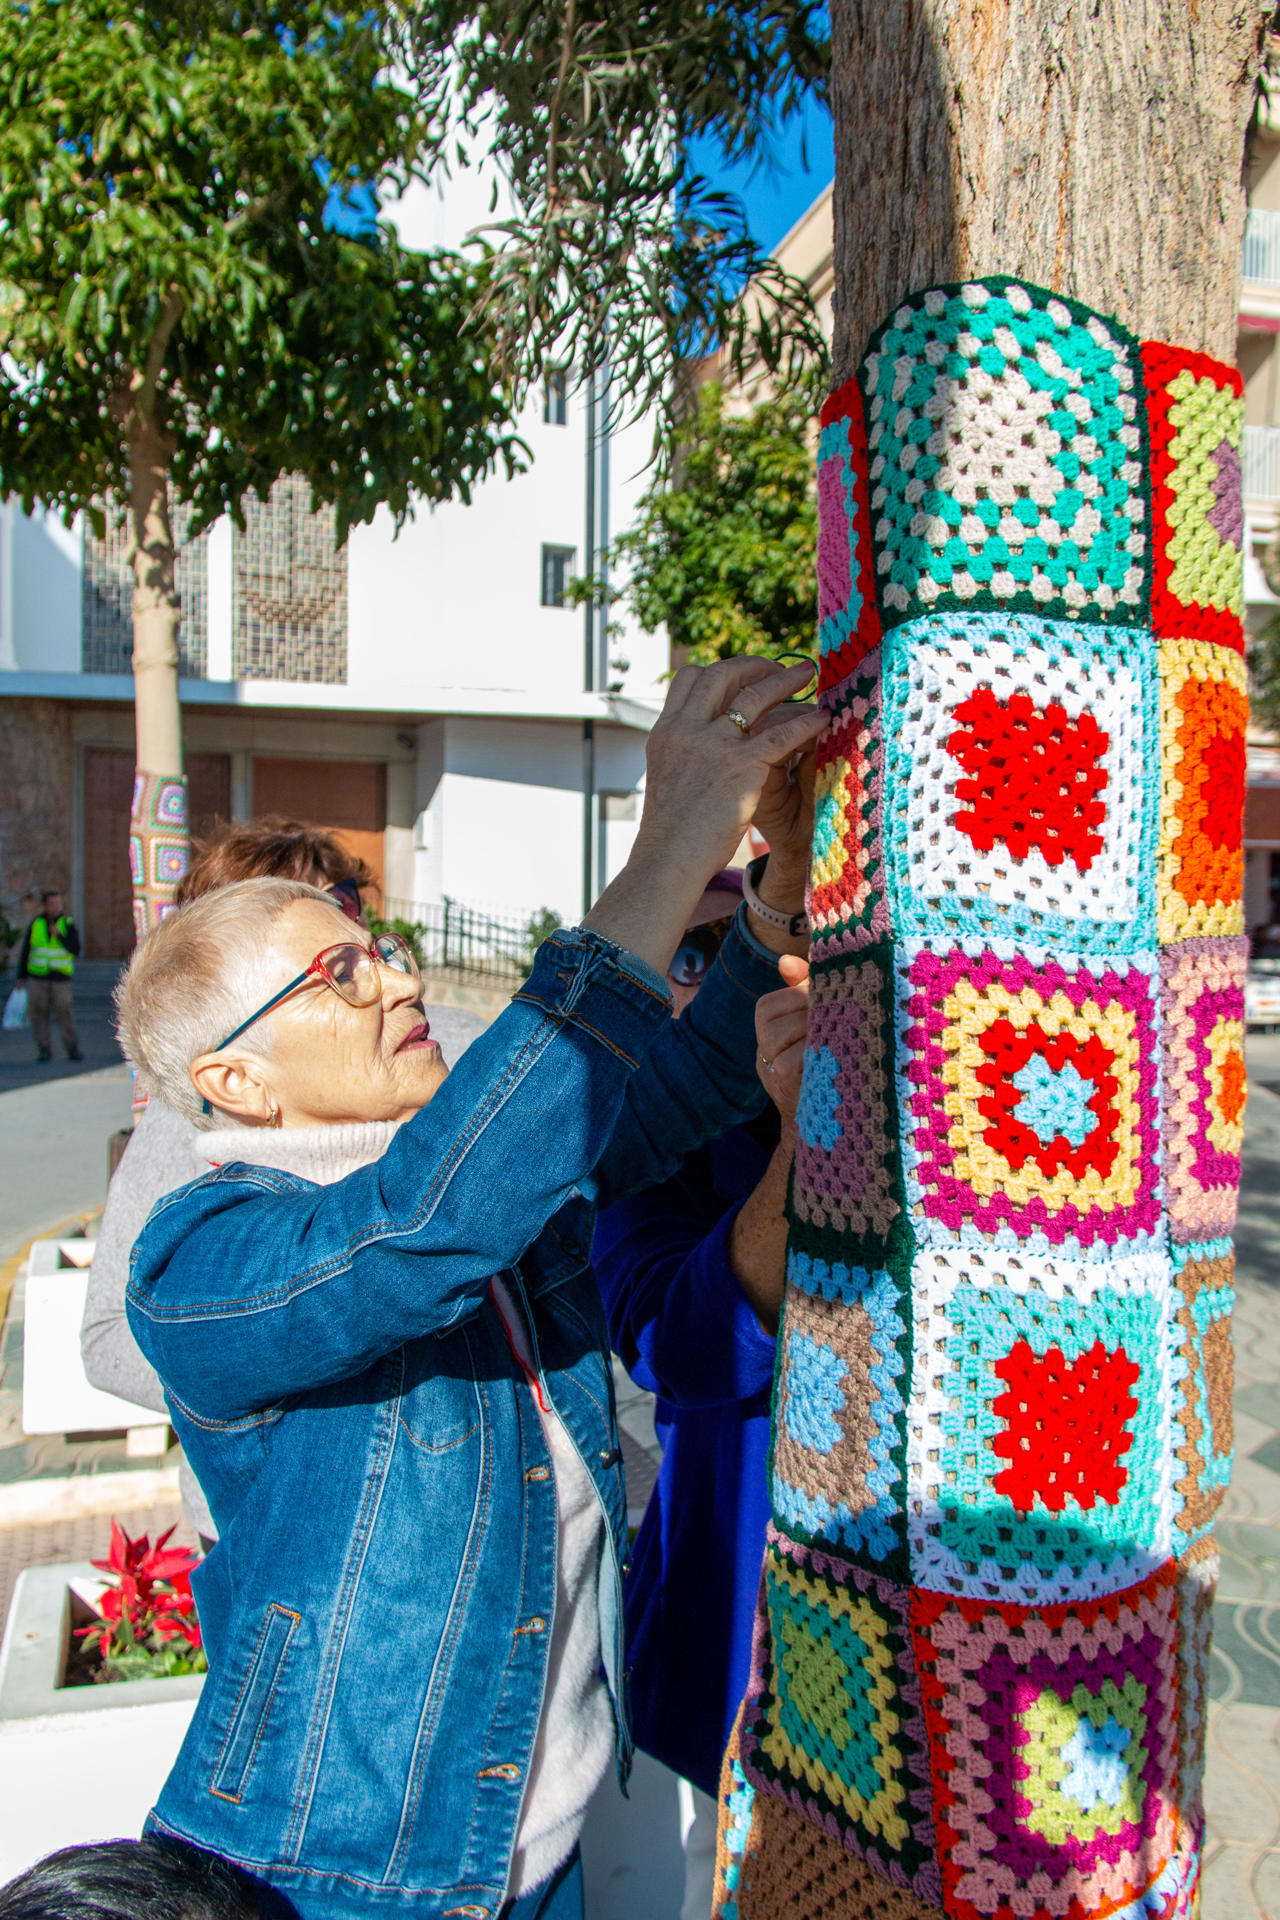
[113, 293, 188, 937]
[123, 295, 185, 787]
[831, 0, 1270, 379]
[128, 416, 183, 783]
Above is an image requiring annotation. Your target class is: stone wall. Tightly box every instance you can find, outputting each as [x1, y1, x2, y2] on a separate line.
[0, 700, 74, 948]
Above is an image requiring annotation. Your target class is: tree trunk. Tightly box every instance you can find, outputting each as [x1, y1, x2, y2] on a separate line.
[129, 415, 183, 781]
[830, 0, 1268, 377]
[716, 7, 1271, 1915]
[127, 410, 188, 937]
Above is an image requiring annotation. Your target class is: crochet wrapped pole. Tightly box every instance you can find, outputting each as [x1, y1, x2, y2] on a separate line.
[713, 282, 1249, 1918]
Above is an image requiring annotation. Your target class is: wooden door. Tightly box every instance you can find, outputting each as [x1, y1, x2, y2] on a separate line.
[251, 758, 386, 903]
[81, 748, 232, 959]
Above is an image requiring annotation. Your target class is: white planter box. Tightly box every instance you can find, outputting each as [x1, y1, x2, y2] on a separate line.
[22, 1239, 161, 1437]
[0, 1565, 686, 1913]
[0, 1563, 202, 1882]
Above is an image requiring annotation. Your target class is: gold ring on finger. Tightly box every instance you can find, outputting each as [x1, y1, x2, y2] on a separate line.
[726, 707, 751, 735]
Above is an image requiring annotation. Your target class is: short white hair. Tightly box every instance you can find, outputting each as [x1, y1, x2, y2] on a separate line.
[114, 878, 335, 1127]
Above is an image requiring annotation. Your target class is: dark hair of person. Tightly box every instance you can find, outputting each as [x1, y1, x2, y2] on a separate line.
[174, 816, 376, 908]
[0, 1836, 298, 1920]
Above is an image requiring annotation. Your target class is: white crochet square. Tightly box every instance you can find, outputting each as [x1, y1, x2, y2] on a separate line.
[882, 610, 1158, 953]
[905, 1243, 1175, 1604]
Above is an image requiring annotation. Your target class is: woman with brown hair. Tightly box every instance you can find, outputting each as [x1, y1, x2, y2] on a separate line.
[79, 818, 488, 1541]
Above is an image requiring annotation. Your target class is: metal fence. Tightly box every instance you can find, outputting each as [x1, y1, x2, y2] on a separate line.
[1243, 206, 1280, 286]
[378, 897, 554, 982]
[1244, 423, 1280, 504]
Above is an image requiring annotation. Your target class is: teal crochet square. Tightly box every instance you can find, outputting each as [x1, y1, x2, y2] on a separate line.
[857, 277, 1151, 631]
[907, 1248, 1175, 1602]
[881, 611, 1159, 955]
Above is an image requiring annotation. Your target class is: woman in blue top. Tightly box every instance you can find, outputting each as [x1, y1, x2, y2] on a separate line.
[592, 867, 810, 1920]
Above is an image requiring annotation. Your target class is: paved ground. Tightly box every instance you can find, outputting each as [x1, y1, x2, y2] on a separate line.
[1201, 1033, 1280, 1919]
[0, 1006, 1276, 1910]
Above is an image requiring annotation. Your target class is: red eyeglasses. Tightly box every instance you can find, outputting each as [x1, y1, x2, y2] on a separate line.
[200, 933, 419, 1114]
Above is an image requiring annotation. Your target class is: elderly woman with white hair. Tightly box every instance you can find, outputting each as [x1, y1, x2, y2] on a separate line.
[117, 658, 822, 1920]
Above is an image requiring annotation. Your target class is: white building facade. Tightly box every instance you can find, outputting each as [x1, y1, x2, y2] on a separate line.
[0, 174, 665, 959]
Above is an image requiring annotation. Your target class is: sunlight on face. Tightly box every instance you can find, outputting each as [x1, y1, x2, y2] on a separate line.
[240, 898, 450, 1127]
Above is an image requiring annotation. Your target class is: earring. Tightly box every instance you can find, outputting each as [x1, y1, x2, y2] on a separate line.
[266, 1097, 282, 1129]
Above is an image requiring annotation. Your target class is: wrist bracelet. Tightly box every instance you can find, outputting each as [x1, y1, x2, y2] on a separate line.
[742, 854, 809, 938]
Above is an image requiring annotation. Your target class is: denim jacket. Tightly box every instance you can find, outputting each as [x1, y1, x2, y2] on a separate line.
[126, 917, 780, 1919]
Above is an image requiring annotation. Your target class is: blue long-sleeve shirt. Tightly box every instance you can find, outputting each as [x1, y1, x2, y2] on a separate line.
[592, 1120, 778, 1797]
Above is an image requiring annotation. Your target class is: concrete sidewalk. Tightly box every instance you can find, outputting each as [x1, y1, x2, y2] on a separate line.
[1201, 1040, 1280, 1920]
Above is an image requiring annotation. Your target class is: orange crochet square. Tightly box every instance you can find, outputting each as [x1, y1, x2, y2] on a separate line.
[1157, 640, 1246, 941]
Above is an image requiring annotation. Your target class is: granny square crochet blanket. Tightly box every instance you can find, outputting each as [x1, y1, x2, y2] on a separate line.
[714, 278, 1245, 1920]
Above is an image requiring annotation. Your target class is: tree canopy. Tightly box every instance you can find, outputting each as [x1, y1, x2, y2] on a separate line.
[605, 380, 818, 664]
[398, 3, 832, 426]
[0, 0, 523, 540]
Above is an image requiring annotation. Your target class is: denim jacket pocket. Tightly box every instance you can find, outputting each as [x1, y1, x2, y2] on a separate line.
[397, 1331, 482, 1454]
[208, 1603, 300, 1805]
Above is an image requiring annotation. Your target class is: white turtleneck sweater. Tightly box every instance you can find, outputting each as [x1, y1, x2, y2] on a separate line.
[200, 1120, 613, 1898]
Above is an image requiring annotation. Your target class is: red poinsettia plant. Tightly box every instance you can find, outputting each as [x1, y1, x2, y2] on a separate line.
[76, 1519, 208, 1684]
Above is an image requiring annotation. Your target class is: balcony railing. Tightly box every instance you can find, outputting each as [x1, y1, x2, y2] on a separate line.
[1244, 423, 1280, 502]
[1243, 206, 1280, 285]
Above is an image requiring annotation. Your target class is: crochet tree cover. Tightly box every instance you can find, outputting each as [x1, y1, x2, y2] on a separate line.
[714, 279, 1244, 1920]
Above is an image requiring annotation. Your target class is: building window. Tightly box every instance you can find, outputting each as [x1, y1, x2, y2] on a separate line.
[543, 368, 568, 425]
[541, 544, 575, 609]
[81, 504, 209, 677]
[233, 474, 347, 683]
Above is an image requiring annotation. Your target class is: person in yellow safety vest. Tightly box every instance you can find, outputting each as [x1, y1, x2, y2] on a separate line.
[16, 889, 83, 1063]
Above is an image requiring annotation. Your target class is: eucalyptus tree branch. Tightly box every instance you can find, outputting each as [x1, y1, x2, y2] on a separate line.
[546, 0, 577, 210]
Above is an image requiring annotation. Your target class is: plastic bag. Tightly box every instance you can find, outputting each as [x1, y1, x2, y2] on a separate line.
[2, 986, 28, 1030]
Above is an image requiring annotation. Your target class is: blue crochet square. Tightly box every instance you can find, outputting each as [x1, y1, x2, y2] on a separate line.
[771, 1254, 909, 1572]
[858, 278, 1150, 630]
[881, 610, 1159, 954]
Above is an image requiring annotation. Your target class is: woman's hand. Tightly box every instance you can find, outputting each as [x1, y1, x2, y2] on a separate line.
[583, 658, 823, 978]
[747, 748, 817, 953]
[755, 956, 810, 1126]
[753, 749, 817, 881]
[642, 657, 823, 877]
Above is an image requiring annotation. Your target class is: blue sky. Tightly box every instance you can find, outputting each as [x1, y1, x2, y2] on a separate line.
[687, 91, 834, 254]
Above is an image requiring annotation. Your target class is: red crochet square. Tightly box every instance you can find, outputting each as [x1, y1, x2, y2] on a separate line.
[1141, 341, 1244, 651]
[947, 688, 1109, 874]
[991, 1338, 1141, 1514]
[817, 378, 883, 695]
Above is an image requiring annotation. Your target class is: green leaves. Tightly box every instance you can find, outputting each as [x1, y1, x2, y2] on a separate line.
[0, 0, 520, 531]
[395, 3, 832, 435]
[605, 381, 817, 663]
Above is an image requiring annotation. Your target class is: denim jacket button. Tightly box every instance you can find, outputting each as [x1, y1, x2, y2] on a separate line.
[598, 1446, 621, 1468]
[525, 1465, 550, 1482]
